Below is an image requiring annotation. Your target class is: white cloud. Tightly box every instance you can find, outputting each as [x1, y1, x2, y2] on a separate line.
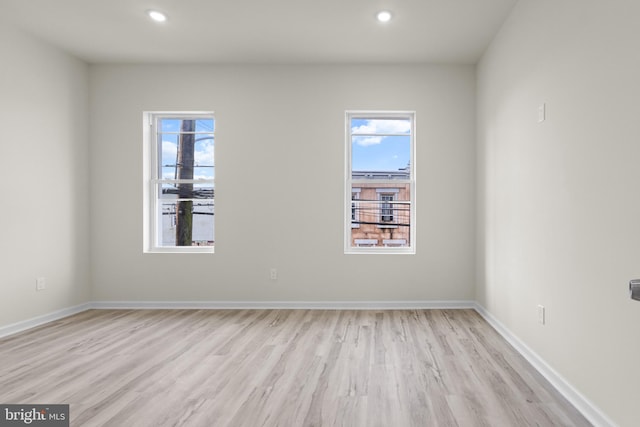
[352, 119, 410, 146]
[353, 136, 383, 147]
[195, 140, 214, 166]
[162, 141, 177, 163]
[352, 119, 410, 135]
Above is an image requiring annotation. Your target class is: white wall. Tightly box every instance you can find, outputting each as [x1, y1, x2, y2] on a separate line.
[89, 64, 476, 302]
[477, 1, 640, 425]
[4, 3, 638, 423]
[0, 23, 90, 326]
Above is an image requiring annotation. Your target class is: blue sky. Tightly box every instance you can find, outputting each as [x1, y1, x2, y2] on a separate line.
[157, 117, 410, 177]
[351, 118, 411, 171]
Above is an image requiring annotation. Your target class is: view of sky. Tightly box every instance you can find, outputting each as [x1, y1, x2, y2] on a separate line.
[351, 118, 411, 172]
[157, 117, 410, 178]
[159, 118, 215, 181]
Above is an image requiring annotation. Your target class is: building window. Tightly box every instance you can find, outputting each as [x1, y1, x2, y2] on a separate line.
[379, 193, 395, 223]
[143, 112, 215, 253]
[345, 111, 415, 253]
[351, 189, 361, 228]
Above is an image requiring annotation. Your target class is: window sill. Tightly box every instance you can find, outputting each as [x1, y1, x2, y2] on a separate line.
[345, 248, 415, 255]
[144, 247, 214, 254]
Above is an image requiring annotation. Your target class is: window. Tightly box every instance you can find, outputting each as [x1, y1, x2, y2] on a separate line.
[345, 111, 415, 253]
[351, 189, 360, 228]
[380, 193, 395, 223]
[143, 112, 215, 253]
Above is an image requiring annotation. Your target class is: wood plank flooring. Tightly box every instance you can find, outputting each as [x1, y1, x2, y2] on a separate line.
[0, 309, 591, 426]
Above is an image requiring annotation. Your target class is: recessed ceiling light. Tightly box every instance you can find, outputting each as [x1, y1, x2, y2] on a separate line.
[376, 11, 392, 23]
[147, 10, 167, 23]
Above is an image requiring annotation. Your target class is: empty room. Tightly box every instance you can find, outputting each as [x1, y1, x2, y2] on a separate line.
[1, 0, 639, 426]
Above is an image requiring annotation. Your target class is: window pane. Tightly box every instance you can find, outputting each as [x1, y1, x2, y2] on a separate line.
[348, 186, 411, 248]
[159, 133, 214, 179]
[351, 117, 411, 173]
[159, 200, 214, 247]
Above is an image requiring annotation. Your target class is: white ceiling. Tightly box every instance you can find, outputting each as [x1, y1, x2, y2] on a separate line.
[0, 0, 517, 64]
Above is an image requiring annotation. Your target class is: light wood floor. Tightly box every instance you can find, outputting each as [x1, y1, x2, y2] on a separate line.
[0, 309, 590, 427]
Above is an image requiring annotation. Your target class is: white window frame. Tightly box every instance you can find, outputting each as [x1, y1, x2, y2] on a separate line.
[344, 111, 416, 254]
[143, 111, 215, 253]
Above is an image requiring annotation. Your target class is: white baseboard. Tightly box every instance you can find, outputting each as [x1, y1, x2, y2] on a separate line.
[90, 300, 476, 310]
[0, 300, 473, 339]
[473, 303, 618, 427]
[0, 303, 92, 339]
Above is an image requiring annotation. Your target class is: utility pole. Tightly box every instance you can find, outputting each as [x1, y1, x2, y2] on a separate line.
[176, 119, 195, 246]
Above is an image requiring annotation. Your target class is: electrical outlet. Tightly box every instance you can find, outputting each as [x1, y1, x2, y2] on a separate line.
[36, 277, 46, 291]
[537, 304, 545, 325]
[270, 268, 277, 280]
